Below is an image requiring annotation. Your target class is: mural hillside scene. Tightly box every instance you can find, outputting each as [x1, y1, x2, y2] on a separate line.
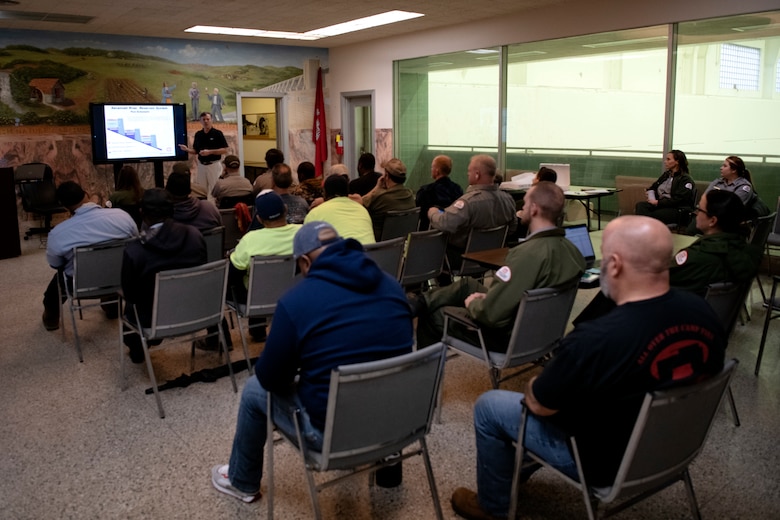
[0, 29, 327, 127]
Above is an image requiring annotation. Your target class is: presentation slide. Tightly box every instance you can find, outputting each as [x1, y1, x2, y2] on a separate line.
[103, 105, 176, 160]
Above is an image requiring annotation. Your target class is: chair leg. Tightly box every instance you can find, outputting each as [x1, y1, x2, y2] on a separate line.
[508, 407, 529, 520]
[419, 437, 444, 520]
[219, 321, 238, 393]
[266, 392, 275, 520]
[235, 312, 254, 375]
[682, 469, 703, 520]
[68, 299, 84, 363]
[726, 385, 740, 427]
[756, 291, 776, 376]
[141, 335, 166, 419]
[490, 367, 500, 389]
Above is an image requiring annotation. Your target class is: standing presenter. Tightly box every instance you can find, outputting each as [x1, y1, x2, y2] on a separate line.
[179, 111, 228, 201]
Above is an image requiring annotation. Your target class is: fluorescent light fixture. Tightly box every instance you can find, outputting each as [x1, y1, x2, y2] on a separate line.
[582, 36, 666, 48]
[186, 10, 423, 41]
[467, 49, 499, 55]
[508, 50, 547, 58]
[732, 22, 780, 32]
[305, 10, 423, 38]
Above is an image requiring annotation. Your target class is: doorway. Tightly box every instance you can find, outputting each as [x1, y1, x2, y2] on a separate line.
[341, 92, 374, 179]
[236, 92, 286, 183]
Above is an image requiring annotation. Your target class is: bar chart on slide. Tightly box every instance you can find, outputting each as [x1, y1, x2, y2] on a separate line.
[103, 105, 176, 160]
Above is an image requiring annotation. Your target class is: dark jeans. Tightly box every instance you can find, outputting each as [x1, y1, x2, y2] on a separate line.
[43, 271, 118, 320]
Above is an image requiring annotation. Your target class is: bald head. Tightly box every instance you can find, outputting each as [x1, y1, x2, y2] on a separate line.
[603, 216, 672, 273]
[601, 216, 673, 304]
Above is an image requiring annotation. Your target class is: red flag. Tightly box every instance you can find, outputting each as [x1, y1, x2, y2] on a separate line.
[313, 67, 328, 177]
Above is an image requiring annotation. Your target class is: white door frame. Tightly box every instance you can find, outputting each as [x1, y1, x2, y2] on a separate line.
[236, 91, 288, 167]
[340, 90, 374, 179]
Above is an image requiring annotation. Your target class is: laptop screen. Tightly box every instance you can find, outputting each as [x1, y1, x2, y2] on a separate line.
[564, 224, 595, 264]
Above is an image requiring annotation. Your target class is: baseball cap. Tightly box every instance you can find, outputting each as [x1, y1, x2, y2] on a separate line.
[293, 221, 341, 260]
[382, 158, 407, 183]
[254, 190, 285, 221]
[171, 162, 191, 176]
[224, 155, 240, 169]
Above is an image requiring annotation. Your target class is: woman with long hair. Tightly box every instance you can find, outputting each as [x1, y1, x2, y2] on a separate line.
[635, 149, 696, 225]
[108, 165, 144, 227]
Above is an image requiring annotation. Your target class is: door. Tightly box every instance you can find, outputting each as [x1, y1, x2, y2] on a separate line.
[236, 92, 286, 183]
[341, 92, 374, 179]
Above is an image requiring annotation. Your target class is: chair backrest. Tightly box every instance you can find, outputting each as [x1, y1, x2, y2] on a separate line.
[457, 225, 508, 276]
[401, 229, 448, 287]
[148, 259, 228, 338]
[749, 211, 776, 248]
[14, 162, 51, 182]
[380, 207, 421, 241]
[219, 208, 244, 253]
[704, 282, 751, 338]
[772, 197, 780, 236]
[319, 342, 447, 470]
[364, 236, 406, 280]
[603, 359, 737, 502]
[71, 239, 129, 299]
[502, 281, 579, 368]
[218, 193, 255, 210]
[202, 226, 225, 263]
[245, 254, 298, 318]
[15, 163, 60, 214]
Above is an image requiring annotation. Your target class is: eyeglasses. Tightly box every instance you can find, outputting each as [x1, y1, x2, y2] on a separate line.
[691, 206, 710, 216]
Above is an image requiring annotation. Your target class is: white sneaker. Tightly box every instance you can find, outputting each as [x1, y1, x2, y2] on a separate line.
[211, 464, 260, 503]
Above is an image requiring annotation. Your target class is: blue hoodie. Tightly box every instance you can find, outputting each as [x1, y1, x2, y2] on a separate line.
[255, 238, 413, 430]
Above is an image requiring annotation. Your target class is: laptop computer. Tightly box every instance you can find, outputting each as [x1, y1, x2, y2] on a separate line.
[564, 224, 597, 270]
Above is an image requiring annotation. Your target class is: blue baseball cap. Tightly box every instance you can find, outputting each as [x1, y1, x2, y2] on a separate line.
[293, 221, 342, 260]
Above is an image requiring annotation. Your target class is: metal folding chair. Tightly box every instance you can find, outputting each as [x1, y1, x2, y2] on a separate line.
[266, 343, 447, 520]
[120, 259, 237, 418]
[364, 236, 406, 281]
[509, 359, 737, 520]
[63, 239, 129, 362]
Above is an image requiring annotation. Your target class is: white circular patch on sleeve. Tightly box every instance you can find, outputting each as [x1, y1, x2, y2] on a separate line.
[495, 265, 511, 282]
[742, 185, 751, 192]
[675, 250, 688, 265]
[685, 182, 693, 189]
[454, 200, 465, 210]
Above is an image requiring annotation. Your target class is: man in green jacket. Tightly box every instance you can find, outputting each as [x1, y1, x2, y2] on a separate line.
[412, 181, 586, 350]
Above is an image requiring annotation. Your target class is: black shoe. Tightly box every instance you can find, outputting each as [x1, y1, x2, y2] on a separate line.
[128, 347, 145, 364]
[42, 310, 59, 331]
[406, 293, 427, 317]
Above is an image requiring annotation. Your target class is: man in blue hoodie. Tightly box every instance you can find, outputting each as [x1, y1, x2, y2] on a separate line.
[211, 221, 414, 503]
[121, 189, 207, 363]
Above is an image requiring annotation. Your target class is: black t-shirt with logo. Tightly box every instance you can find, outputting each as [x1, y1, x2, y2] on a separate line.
[533, 288, 726, 486]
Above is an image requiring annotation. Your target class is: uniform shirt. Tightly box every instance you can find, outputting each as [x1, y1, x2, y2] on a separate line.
[670, 232, 762, 296]
[46, 203, 139, 276]
[305, 197, 376, 245]
[705, 177, 756, 206]
[429, 184, 518, 249]
[648, 171, 695, 208]
[467, 227, 585, 331]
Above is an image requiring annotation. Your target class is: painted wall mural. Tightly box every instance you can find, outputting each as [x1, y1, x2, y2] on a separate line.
[0, 29, 326, 125]
[0, 29, 328, 204]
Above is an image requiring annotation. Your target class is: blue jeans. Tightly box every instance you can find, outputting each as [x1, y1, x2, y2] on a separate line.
[474, 390, 578, 517]
[228, 376, 323, 494]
